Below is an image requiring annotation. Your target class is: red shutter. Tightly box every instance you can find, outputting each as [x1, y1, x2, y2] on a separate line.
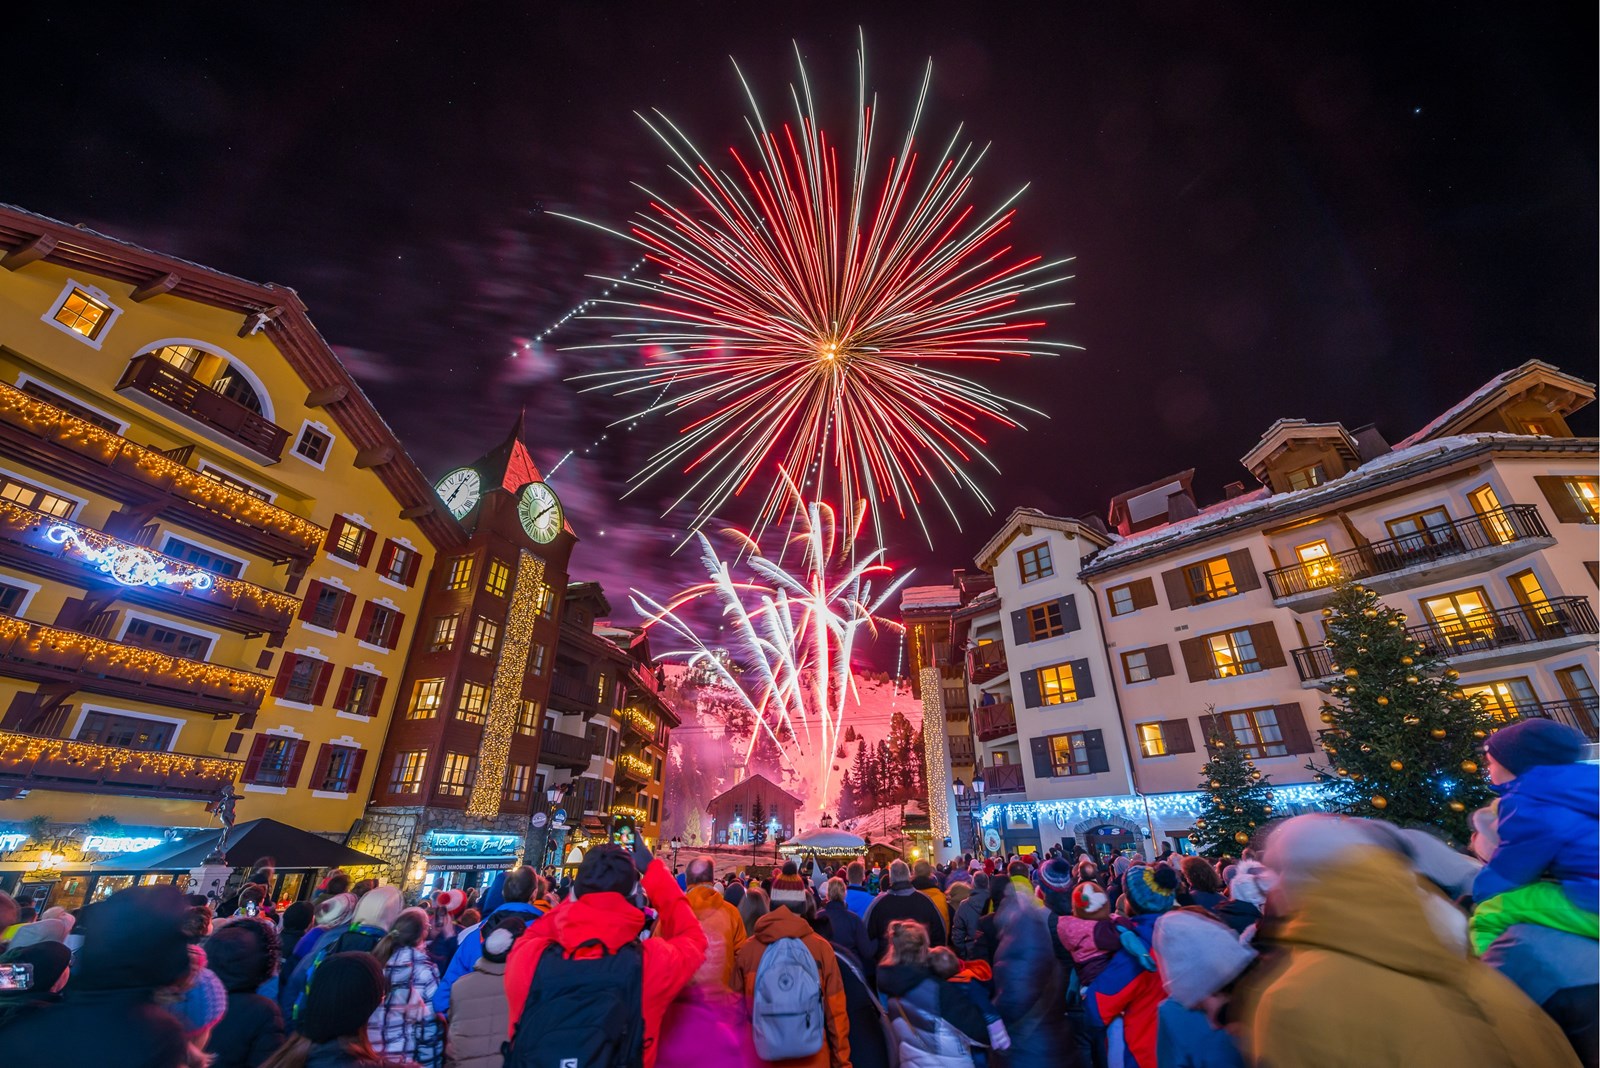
[331, 591, 354, 632]
[385, 611, 406, 650]
[285, 739, 310, 788]
[241, 734, 270, 782]
[368, 675, 388, 717]
[345, 747, 368, 793]
[356, 527, 375, 566]
[378, 540, 399, 576]
[297, 582, 319, 622]
[310, 660, 333, 704]
[355, 602, 376, 643]
[272, 655, 297, 697]
[401, 549, 422, 586]
[323, 516, 347, 553]
[332, 669, 355, 711]
[308, 744, 333, 792]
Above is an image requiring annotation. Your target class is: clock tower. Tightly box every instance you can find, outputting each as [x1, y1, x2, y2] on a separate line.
[354, 416, 577, 890]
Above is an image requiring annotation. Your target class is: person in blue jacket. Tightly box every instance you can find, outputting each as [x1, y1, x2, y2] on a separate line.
[844, 861, 876, 918]
[431, 866, 544, 1014]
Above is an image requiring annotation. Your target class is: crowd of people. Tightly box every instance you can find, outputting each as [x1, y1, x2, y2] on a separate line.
[0, 717, 1593, 1067]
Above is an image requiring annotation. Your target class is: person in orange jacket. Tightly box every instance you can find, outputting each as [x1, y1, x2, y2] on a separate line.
[684, 857, 747, 989]
[503, 840, 707, 1068]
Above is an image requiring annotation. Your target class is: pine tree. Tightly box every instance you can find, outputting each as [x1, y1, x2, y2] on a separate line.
[1310, 582, 1495, 841]
[853, 738, 878, 814]
[875, 739, 894, 803]
[1190, 708, 1275, 856]
[750, 797, 768, 845]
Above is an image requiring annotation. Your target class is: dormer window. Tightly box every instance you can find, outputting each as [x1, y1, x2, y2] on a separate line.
[1287, 463, 1327, 491]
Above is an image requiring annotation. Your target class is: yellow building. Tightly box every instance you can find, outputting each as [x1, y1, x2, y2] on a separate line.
[0, 206, 461, 905]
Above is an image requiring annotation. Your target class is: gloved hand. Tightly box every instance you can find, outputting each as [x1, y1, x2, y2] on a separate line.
[632, 832, 655, 875]
[987, 1019, 1011, 1051]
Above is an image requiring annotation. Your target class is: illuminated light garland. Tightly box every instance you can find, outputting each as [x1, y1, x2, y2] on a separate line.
[467, 550, 545, 818]
[0, 383, 326, 551]
[0, 616, 270, 698]
[609, 803, 649, 824]
[921, 667, 951, 846]
[976, 783, 1341, 830]
[622, 708, 658, 738]
[616, 753, 653, 782]
[0, 730, 245, 780]
[47, 524, 214, 590]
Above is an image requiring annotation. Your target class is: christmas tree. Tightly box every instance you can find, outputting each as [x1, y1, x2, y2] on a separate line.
[1309, 582, 1494, 841]
[750, 797, 768, 845]
[1190, 706, 1275, 856]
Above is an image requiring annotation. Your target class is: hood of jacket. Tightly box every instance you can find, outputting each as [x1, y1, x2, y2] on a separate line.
[541, 891, 648, 952]
[876, 960, 936, 999]
[911, 876, 938, 891]
[750, 906, 814, 944]
[75, 885, 191, 992]
[205, 922, 278, 993]
[1500, 760, 1599, 817]
[686, 884, 730, 915]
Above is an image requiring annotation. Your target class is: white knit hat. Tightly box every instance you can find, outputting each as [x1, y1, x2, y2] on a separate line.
[1152, 911, 1257, 1009]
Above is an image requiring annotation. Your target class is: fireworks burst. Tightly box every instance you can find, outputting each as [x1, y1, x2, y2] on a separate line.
[632, 478, 910, 811]
[565, 36, 1076, 543]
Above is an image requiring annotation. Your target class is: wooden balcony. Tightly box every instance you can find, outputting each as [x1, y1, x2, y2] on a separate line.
[973, 700, 1017, 742]
[1266, 506, 1552, 608]
[538, 727, 593, 770]
[0, 500, 299, 638]
[548, 672, 596, 712]
[968, 642, 1008, 684]
[0, 382, 325, 563]
[983, 762, 1026, 794]
[116, 353, 289, 465]
[948, 733, 975, 765]
[0, 731, 242, 802]
[615, 753, 652, 786]
[0, 616, 270, 718]
[622, 707, 657, 740]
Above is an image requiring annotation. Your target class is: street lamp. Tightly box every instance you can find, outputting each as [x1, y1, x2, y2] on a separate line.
[529, 781, 570, 872]
[669, 836, 683, 868]
[970, 769, 987, 857]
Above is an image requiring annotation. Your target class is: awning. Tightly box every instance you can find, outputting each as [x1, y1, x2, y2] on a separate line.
[116, 818, 383, 870]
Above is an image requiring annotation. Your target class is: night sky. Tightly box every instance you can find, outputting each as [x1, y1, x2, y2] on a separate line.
[4, 3, 1594, 653]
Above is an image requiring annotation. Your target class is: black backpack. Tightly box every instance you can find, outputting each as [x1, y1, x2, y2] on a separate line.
[504, 938, 644, 1068]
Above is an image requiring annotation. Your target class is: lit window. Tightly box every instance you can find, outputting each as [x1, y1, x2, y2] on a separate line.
[198, 466, 272, 501]
[1386, 508, 1453, 548]
[408, 678, 445, 719]
[1462, 678, 1538, 721]
[1561, 478, 1599, 522]
[1137, 722, 1167, 757]
[362, 605, 398, 648]
[1469, 485, 1517, 545]
[0, 475, 75, 519]
[1026, 601, 1065, 640]
[1556, 666, 1597, 711]
[428, 614, 459, 653]
[391, 751, 427, 794]
[456, 681, 489, 724]
[1048, 732, 1092, 776]
[444, 556, 474, 590]
[340, 671, 381, 718]
[484, 559, 510, 597]
[438, 752, 474, 796]
[596, 673, 609, 708]
[1017, 543, 1054, 583]
[1287, 464, 1326, 491]
[1294, 540, 1341, 587]
[53, 287, 112, 339]
[151, 344, 202, 373]
[470, 616, 500, 657]
[1422, 588, 1493, 638]
[1036, 662, 1080, 705]
[1226, 708, 1287, 759]
[379, 542, 417, 585]
[331, 520, 371, 563]
[1184, 557, 1237, 602]
[529, 644, 548, 676]
[318, 746, 361, 793]
[294, 424, 332, 466]
[533, 582, 555, 619]
[1207, 629, 1262, 678]
[517, 700, 541, 734]
[1123, 650, 1152, 683]
[504, 763, 531, 803]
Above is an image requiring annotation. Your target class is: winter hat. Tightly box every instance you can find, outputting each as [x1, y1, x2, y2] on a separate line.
[968, 860, 984, 873]
[1394, 826, 1482, 897]
[168, 966, 227, 1036]
[313, 892, 357, 930]
[480, 913, 528, 964]
[39, 906, 74, 935]
[1038, 858, 1074, 892]
[299, 951, 386, 1043]
[352, 885, 404, 930]
[1262, 815, 1396, 882]
[1123, 863, 1179, 915]
[1485, 718, 1586, 776]
[1071, 881, 1110, 920]
[1153, 911, 1258, 1010]
[281, 900, 314, 934]
[75, 885, 192, 992]
[1227, 860, 1273, 909]
[7, 918, 68, 949]
[770, 872, 809, 910]
[436, 888, 468, 916]
[575, 844, 639, 897]
[0, 941, 70, 996]
[205, 919, 279, 993]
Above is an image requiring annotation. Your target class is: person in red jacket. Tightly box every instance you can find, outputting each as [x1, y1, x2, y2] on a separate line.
[503, 840, 707, 1068]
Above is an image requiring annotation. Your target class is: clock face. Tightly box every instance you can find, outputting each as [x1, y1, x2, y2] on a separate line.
[519, 481, 563, 544]
[435, 467, 481, 520]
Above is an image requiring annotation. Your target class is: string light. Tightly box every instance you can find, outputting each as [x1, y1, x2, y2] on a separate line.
[0, 730, 244, 780]
[0, 616, 270, 703]
[921, 667, 952, 846]
[609, 803, 649, 824]
[47, 524, 214, 590]
[976, 783, 1340, 830]
[615, 753, 652, 782]
[622, 707, 657, 738]
[467, 549, 546, 818]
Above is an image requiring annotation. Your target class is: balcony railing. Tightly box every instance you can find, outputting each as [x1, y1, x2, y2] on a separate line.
[548, 673, 596, 709]
[538, 727, 594, 770]
[616, 753, 652, 785]
[948, 733, 975, 765]
[0, 382, 325, 561]
[1266, 506, 1550, 600]
[116, 353, 289, 464]
[1498, 698, 1599, 743]
[968, 642, 1008, 683]
[0, 731, 243, 802]
[622, 708, 657, 740]
[974, 700, 1017, 742]
[0, 499, 299, 637]
[0, 616, 270, 717]
[1293, 597, 1599, 680]
[983, 762, 1025, 794]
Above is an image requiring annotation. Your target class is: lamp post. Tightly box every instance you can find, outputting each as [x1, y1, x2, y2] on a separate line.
[529, 781, 570, 873]
[670, 836, 683, 869]
[957, 768, 987, 857]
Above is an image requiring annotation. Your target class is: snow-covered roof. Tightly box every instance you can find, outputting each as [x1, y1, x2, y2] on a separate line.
[972, 507, 1112, 573]
[785, 828, 867, 850]
[899, 584, 962, 610]
[1395, 360, 1594, 449]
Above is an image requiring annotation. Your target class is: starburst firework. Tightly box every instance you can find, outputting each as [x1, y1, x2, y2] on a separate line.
[566, 37, 1075, 543]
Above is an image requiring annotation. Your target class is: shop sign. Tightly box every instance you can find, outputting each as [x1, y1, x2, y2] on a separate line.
[424, 831, 520, 857]
[0, 833, 27, 852]
[82, 834, 165, 854]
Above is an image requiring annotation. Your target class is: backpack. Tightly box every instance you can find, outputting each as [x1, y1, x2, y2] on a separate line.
[505, 938, 644, 1068]
[750, 937, 825, 1061]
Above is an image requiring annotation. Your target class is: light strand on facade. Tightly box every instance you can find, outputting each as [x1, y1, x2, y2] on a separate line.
[975, 783, 1340, 831]
[466, 549, 545, 818]
[0, 616, 270, 697]
[920, 667, 951, 844]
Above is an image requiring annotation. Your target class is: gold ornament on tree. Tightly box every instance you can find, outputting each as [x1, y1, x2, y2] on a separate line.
[1371, 795, 1388, 809]
[1431, 728, 1448, 740]
[1461, 760, 1479, 774]
[1389, 760, 1404, 771]
[1233, 831, 1250, 844]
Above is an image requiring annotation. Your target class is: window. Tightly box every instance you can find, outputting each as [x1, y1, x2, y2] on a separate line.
[1386, 507, 1453, 548]
[1138, 722, 1167, 757]
[337, 670, 384, 719]
[1559, 478, 1599, 522]
[517, 699, 541, 734]
[329, 518, 373, 564]
[1016, 543, 1054, 583]
[293, 423, 333, 467]
[1048, 733, 1092, 776]
[484, 559, 510, 597]
[1294, 540, 1341, 587]
[76, 710, 176, 751]
[504, 763, 532, 803]
[1026, 601, 1065, 641]
[1469, 485, 1517, 545]
[1224, 707, 1288, 759]
[444, 556, 474, 590]
[210, 364, 263, 413]
[428, 615, 459, 652]
[1287, 463, 1327, 491]
[247, 736, 304, 788]
[1422, 588, 1494, 638]
[317, 746, 363, 793]
[456, 681, 489, 724]
[361, 604, 399, 648]
[123, 618, 212, 660]
[533, 582, 555, 619]
[1207, 629, 1262, 678]
[1463, 678, 1539, 721]
[408, 678, 445, 719]
[1037, 662, 1080, 705]
[0, 474, 75, 519]
[391, 751, 427, 794]
[0, 580, 30, 616]
[51, 286, 113, 340]
[438, 752, 474, 796]
[198, 465, 273, 501]
[1507, 570, 1557, 624]
[378, 541, 419, 586]
[278, 655, 328, 704]
[19, 380, 123, 431]
[470, 616, 500, 657]
[1124, 650, 1152, 683]
[151, 345, 202, 373]
[1184, 556, 1237, 602]
[596, 673, 610, 709]
[529, 644, 548, 676]
[303, 583, 348, 631]
[161, 537, 243, 578]
[1556, 665, 1597, 710]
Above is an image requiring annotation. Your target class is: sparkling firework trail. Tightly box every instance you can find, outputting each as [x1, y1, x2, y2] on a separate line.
[563, 35, 1076, 544]
[631, 479, 911, 810]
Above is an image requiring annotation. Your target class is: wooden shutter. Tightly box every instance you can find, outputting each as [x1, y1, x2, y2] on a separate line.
[1059, 595, 1081, 634]
[1020, 669, 1042, 708]
[355, 602, 376, 643]
[368, 675, 388, 717]
[296, 583, 319, 621]
[356, 527, 376, 566]
[1083, 729, 1110, 773]
[1276, 703, 1315, 754]
[1536, 476, 1587, 523]
[333, 591, 356, 631]
[345, 747, 368, 792]
[1163, 718, 1196, 754]
[310, 660, 333, 704]
[402, 548, 422, 586]
[385, 611, 406, 650]
[241, 734, 269, 782]
[1179, 636, 1214, 682]
[332, 669, 354, 712]
[1226, 549, 1261, 593]
[1161, 567, 1192, 609]
[378, 540, 399, 576]
[1010, 608, 1030, 644]
[1248, 622, 1286, 669]
[322, 516, 347, 553]
[1131, 577, 1159, 610]
[1069, 658, 1095, 700]
[285, 739, 310, 788]
[272, 654, 297, 697]
[1030, 736, 1053, 779]
[308, 744, 333, 792]
[1146, 643, 1176, 679]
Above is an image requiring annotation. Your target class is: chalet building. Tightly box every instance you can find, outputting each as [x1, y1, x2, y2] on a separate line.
[0, 205, 460, 906]
[705, 772, 802, 846]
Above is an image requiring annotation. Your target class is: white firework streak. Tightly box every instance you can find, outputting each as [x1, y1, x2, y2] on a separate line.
[631, 494, 911, 811]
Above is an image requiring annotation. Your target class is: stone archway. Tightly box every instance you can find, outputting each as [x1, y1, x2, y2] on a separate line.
[1072, 814, 1144, 861]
